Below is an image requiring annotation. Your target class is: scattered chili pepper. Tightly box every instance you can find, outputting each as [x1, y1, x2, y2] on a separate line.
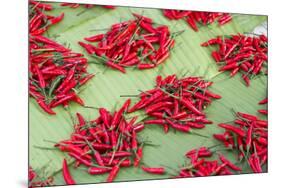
[141, 166, 166, 175]
[28, 166, 54, 188]
[60, 3, 116, 9]
[178, 147, 241, 178]
[62, 159, 76, 185]
[258, 97, 268, 115]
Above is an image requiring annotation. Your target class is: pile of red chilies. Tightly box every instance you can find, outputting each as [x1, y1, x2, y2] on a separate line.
[127, 74, 221, 133]
[28, 167, 54, 188]
[163, 10, 232, 31]
[202, 33, 268, 86]
[258, 97, 268, 115]
[176, 147, 241, 178]
[214, 112, 268, 173]
[79, 13, 175, 73]
[29, 0, 64, 36]
[60, 3, 115, 9]
[56, 100, 146, 183]
[29, 35, 94, 115]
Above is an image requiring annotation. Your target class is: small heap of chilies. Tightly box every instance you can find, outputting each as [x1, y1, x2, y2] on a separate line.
[60, 3, 115, 9]
[29, 1, 94, 115]
[56, 100, 145, 182]
[258, 98, 268, 115]
[28, 167, 54, 188]
[163, 10, 232, 31]
[29, 35, 94, 115]
[29, 0, 64, 36]
[214, 112, 268, 173]
[79, 13, 175, 73]
[128, 74, 221, 133]
[202, 33, 268, 86]
[176, 147, 241, 177]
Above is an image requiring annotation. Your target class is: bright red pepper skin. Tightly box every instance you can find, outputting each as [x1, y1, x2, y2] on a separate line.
[106, 166, 120, 182]
[62, 159, 76, 185]
[88, 167, 112, 175]
[141, 166, 166, 175]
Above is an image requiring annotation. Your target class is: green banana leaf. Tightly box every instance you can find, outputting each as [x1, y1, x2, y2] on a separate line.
[29, 2, 267, 186]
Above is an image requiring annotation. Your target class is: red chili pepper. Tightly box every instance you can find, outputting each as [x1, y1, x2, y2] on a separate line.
[84, 34, 105, 42]
[62, 159, 76, 185]
[107, 165, 120, 182]
[242, 74, 250, 86]
[211, 51, 222, 62]
[49, 13, 64, 25]
[186, 16, 198, 32]
[180, 98, 204, 116]
[36, 99, 56, 115]
[78, 74, 95, 86]
[88, 167, 112, 175]
[106, 61, 126, 73]
[141, 166, 166, 175]
[68, 152, 92, 167]
[258, 109, 268, 115]
[33, 65, 46, 88]
[218, 123, 246, 137]
[51, 93, 76, 108]
[259, 97, 268, 105]
[137, 63, 156, 70]
[201, 37, 221, 47]
[246, 122, 254, 152]
[218, 153, 242, 171]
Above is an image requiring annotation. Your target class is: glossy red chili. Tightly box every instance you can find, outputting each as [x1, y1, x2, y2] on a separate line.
[62, 159, 76, 185]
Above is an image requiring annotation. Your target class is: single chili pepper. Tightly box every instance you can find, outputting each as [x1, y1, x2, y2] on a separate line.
[186, 16, 198, 32]
[106, 158, 128, 182]
[246, 122, 254, 152]
[62, 159, 76, 185]
[143, 119, 166, 125]
[237, 112, 258, 121]
[106, 61, 126, 73]
[36, 99, 56, 115]
[51, 93, 76, 108]
[259, 98, 268, 105]
[211, 51, 221, 62]
[258, 109, 268, 115]
[106, 165, 120, 182]
[78, 74, 95, 86]
[218, 153, 242, 171]
[137, 63, 156, 70]
[84, 34, 105, 42]
[218, 123, 246, 137]
[132, 123, 145, 132]
[179, 98, 204, 116]
[141, 166, 166, 175]
[186, 147, 212, 159]
[49, 13, 64, 25]
[201, 38, 221, 47]
[88, 167, 112, 175]
[68, 152, 92, 167]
